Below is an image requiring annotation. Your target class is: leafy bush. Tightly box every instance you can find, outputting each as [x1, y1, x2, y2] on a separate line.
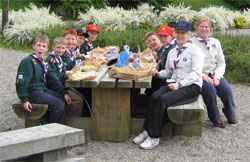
[3, 3, 63, 45]
[76, 3, 158, 31]
[159, 3, 197, 25]
[94, 29, 148, 52]
[234, 17, 248, 28]
[215, 34, 250, 83]
[60, 0, 108, 18]
[223, 0, 250, 10]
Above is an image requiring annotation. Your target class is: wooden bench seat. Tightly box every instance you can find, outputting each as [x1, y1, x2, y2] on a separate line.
[167, 95, 205, 136]
[0, 124, 85, 162]
[12, 102, 48, 128]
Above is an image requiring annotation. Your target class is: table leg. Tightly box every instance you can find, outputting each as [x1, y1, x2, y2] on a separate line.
[92, 88, 130, 141]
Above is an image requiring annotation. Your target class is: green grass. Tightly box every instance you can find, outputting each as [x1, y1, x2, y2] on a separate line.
[0, 0, 43, 11]
[171, 0, 236, 11]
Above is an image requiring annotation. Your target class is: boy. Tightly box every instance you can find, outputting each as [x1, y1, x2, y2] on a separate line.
[16, 34, 71, 124]
[79, 24, 99, 55]
[76, 28, 89, 51]
[46, 37, 83, 117]
[61, 27, 88, 71]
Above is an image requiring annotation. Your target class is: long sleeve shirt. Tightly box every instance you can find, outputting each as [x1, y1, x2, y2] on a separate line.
[16, 55, 67, 103]
[191, 37, 226, 79]
[158, 43, 204, 87]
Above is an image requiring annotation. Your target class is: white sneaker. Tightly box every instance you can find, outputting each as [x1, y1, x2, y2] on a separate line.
[139, 136, 160, 149]
[133, 130, 148, 144]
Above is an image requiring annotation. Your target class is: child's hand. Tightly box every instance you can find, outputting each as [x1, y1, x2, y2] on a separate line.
[64, 94, 71, 105]
[168, 83, 179, 91]
[151, 68, 158, 77]
[84, 55, 91, 60]
[23, 102, 32, 112]
[72, 64, 78, 73]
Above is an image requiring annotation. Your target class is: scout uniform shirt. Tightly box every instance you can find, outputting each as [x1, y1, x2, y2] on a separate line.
[156, 40, 176, 70]
[79, 39, 93, 55]
[16, 55, 68, 103]
[61, 49, 76, 70]
[191, 37, 226, 79]
[158, 42, 204, 87]
[45, 52, 67, 85]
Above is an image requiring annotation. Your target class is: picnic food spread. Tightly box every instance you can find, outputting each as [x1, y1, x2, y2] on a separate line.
[67, 45, 156, 81]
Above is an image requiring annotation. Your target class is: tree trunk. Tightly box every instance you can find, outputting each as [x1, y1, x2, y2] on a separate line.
[2, 0, 9, 32]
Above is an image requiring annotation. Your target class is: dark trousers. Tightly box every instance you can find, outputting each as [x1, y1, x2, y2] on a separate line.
[201, 78, 236, 124]
[28, 89, 65, 124]
[143, 83, 200, 138]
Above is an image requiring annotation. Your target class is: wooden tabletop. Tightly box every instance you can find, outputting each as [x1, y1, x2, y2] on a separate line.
[66, 65, 152, 89]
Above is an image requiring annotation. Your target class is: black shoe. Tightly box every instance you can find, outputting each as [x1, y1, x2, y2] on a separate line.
[228, 117, 238, 124]
[214, 120, 226, 128]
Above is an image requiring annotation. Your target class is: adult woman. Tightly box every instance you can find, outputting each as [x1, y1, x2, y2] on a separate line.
[191, 16, 237, 128]
[133, 21, 204, 149]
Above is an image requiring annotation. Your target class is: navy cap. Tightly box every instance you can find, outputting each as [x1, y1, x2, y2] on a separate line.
[77, 28, 89, 38]
[175, 21, 191, 31]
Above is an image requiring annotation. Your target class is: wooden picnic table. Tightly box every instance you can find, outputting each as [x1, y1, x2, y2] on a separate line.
[65, 65, 152, 142]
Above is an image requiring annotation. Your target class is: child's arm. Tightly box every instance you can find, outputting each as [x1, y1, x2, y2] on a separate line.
[16, 58, 33, 104]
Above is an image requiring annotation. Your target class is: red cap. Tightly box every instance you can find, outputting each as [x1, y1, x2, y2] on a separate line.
[157, 26, 174, 36]
[86, 24, 100, 33]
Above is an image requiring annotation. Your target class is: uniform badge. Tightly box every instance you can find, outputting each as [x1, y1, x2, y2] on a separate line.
[212, 44, 216, 49]
[32, 59, 37, 64]
[183, 57, 187, 62]
[50, 58, 54, 62]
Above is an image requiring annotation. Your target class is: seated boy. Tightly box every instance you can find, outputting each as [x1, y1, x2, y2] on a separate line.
[76, 28, 89, 53]
[16, 34, 71, 124]
[79, 24, 99, 55]
[46, 37, 83, 117]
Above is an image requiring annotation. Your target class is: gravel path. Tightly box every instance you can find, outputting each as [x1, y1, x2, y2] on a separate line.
[1, 47, 250, 162]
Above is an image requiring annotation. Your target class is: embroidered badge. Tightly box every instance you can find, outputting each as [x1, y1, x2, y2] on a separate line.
[50, 58, 54, 62]
[212, 44, 216, 49]
[32, 59, 37, 64]
[183, 57, 187, 62]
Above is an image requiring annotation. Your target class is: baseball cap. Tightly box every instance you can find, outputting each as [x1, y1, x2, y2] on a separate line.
[86, 24, 100, 33]
[157, 26, 174, 36]
[77, 28, 89, 38]
[175, 21, 191, 32]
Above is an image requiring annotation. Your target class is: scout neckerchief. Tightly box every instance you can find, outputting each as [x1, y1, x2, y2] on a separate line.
[171, 40, 192, 71]
[195, 35, 211, 50]
[31, 52, 48, 83]
[49, 51, 63, 75]
[159, 39, 176, 59]
[86, 39, 93, 51]
[65, 49, 75, 61]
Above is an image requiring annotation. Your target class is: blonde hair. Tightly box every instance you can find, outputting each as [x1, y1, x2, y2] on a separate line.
[52, 37, 66, 46]
[33, 34, 49, 47]
[196, 16, 212, 30]
[62, 27, 77, 38]
[144, 31, 159, 41]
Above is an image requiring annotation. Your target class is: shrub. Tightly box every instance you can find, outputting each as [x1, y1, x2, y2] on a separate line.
[223, 0, 250, 10]
[159, 3, 197, 25]
[215, 34, 250, 83]
[3, 3, 63, 45]
[60, 0, 108, 18]
[234, 17, 248, 28]
[76, 3, 158, 31]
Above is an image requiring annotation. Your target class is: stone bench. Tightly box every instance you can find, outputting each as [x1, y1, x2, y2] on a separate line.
[12, 101, 48, 127]
[167, 95, 205, 136]
[0, 123, 85, 162]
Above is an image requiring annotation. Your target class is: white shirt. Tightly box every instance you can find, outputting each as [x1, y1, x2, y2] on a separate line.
[158, 43, 204, 87]
[191, 37, 226, 79]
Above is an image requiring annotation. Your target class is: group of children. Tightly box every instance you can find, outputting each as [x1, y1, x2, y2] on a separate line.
[16, 16, 237, 150]
[16, 24, 100, 124]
